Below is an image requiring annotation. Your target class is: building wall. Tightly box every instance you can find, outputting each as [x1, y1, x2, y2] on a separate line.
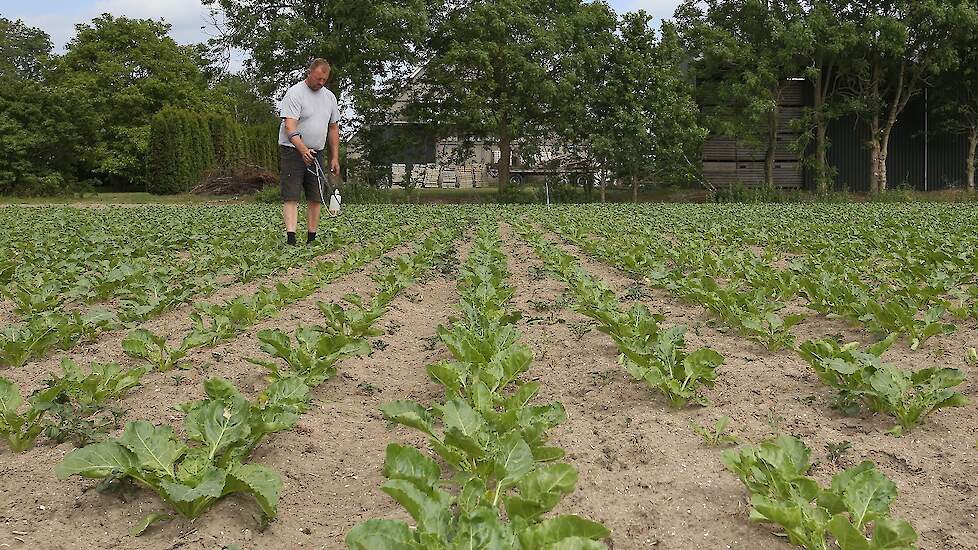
[701, 80, 971, 192]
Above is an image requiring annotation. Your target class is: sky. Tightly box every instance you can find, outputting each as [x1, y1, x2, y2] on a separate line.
[1, 0, 686, 68]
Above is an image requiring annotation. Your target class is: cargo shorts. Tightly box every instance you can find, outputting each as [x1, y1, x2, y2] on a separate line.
[279, 145, 325, 202]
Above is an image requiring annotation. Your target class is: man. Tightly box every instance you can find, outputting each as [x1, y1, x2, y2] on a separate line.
[278, 58, 341, 245]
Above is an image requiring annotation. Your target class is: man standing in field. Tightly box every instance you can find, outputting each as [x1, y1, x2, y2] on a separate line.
[278, 58, 341, 245]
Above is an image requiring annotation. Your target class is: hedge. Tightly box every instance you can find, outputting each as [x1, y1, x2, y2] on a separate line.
[145, 109, 280, 194]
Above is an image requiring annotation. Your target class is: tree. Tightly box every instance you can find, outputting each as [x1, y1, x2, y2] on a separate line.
[677, 0, 812, 190]
[57, 14, 214, 189]
[588, 14, 706, 203]
[837, 0, 967, 192]
[934, 1, 978, 191]
[0, 20, 96, 195]
[210, 74, 277, 126]
[409, 0, 613, 193]
[0, 79, 96, 195]
[203, 0, 431, 118]
[0, 17, 53, 80]
[795, 0, 860, 194]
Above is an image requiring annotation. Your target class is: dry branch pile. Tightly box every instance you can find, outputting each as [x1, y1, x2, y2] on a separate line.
[192, 165, 278, 195]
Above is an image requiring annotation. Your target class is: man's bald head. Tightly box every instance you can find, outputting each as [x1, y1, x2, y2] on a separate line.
[305, 58, 331, 91]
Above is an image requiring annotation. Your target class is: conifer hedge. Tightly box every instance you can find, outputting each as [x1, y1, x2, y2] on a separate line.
[145, 109, 279, 194]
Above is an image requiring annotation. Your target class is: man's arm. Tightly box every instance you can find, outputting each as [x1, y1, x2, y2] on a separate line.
[327, 122, 340, 175]
[284, 117, 316, 165]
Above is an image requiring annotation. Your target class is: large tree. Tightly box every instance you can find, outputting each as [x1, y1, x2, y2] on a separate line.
[933, 1, 978, 191]
[588, 14, 706, 202]
[408, 0, 615, 192]
[203, 0, 432, 121]
[57, 15, 214, 189]
[837, 0, 967, 192]
[795, 0, 860, 194]
[676, 0, 812, 190]
[0, 17, 53, 80]
[0, 20, 95, 195]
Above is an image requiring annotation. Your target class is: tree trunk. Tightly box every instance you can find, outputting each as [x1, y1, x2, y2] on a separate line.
[498, 111, 511, 195]
[868, 114, 883, 193]
[600, 170, 606, 203]
[968, 127, 977, 191]
[765, 97, 780, 191]
[632, 175, 638, 203]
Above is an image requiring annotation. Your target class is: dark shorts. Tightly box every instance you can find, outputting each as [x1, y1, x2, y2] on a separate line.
[279, 145, 325, 202]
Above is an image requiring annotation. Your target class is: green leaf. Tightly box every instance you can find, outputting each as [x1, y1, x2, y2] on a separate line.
[842, 467, 897, 528]
[346, 519, 417, 549]
[186, 400, 251, 460]
[382, 443, 440, 488]
[55, 441, 137, 479]
[455, 506, 518, 548]
[0, 377, 23, 414]
[160, 466, 227, 502]
[226, 462, 282, 521]
[118, 421, 184, 478]
[380, 479, 451, 540]
[494, 433, 534, 490]
[505, 463, 578, 522]
[826, 515, 870, 550]
[442, 398, 486, 439]
[128, 512, 173, 537]
[379, 400, 436, 438]
[518, 515, 611, 547]
[868, 517, 918, 549]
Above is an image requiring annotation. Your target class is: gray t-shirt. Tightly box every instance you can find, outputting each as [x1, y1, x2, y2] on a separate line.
[277, 82, 340, 151]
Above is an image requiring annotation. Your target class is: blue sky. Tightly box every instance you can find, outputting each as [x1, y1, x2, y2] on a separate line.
[2, 0, 685, 55]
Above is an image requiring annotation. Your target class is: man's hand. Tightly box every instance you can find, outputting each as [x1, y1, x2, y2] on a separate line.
[300, 147, 316, 166]
[329, 157, 340, 175]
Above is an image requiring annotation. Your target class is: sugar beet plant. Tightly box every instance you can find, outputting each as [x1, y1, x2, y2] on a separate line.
[799, 337, 967, 435]
[1, 358, 147, 451]
[56, 377, 308, 532]
[514, 223, 724, 408]
[723, 434, 918, 550]
[348, 222, 610, 549]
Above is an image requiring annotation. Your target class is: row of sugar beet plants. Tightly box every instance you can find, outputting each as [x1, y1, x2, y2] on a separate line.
[514, 217, 925, 550]
[546, 205, 975, 351]
[0, 206, 405, 368]
[544, 209, 805, 351]
[0, 205, 347, 318]
[348, 218, 610, 549]
[54, 224, 464, 536]
[513, 222, 724, 409]
[539, 207, 969, 436]
[0, 212, 447, 454]
[116, 212, 434, 371]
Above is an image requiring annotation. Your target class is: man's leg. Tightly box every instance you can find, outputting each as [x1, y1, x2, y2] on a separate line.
[307, 202, 322, 242]
[304, 150, 325, 243]
[284, 201, 299, 238]
[280, 145, 304, 245]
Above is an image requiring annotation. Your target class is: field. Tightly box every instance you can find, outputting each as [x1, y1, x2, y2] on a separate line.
[1, 203, 976, 550]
